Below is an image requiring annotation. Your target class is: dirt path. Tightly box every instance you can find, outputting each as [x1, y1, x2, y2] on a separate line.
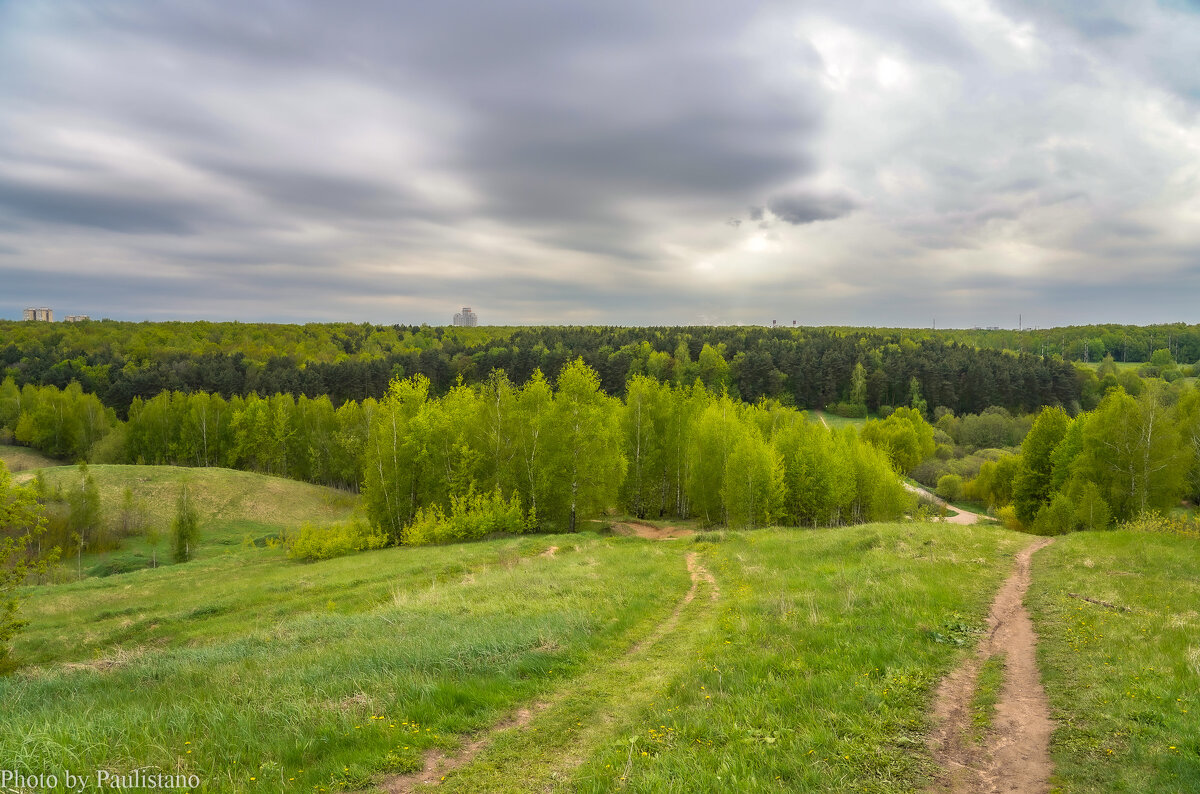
[610, 520, 694, 540]
[903, 482, 989, 525]
[375, 551, 716, 793]
[927, 537, 1055, 794]
[811, 412, 987, 525]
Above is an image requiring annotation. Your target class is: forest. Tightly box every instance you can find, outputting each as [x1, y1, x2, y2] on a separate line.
[0, 320, 1094, 415]
[0, 365, 911, 550]
[2, 320, 1199, 560]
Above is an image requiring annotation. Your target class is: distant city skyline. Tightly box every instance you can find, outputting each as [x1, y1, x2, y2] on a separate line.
[3, 2, 1200, 327]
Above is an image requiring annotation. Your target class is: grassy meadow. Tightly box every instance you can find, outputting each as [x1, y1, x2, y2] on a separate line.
[19, 464, 359, 572]
[0, 443, 64, 473]
[3, 519, 1029, 793]
[3, 452, 1198, 792]
[1028, 530, 1200, 793]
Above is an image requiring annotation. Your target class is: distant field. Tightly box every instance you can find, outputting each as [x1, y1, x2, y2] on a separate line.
[1029, 530, 1200, 793]
[4, 523, 1025, 793]
[810, 410, 871, 429]
[0, 443, 64, 472]
[1079, 360, 1146, 371]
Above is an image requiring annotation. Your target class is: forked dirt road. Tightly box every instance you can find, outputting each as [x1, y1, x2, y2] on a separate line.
[927, 537, 1055, 793]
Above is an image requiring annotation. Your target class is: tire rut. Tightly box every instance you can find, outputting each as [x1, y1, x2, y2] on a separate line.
[927, 536, 1055, 794]
[374, 551, 717, 793]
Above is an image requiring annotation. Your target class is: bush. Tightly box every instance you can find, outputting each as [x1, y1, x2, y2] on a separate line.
[936, 474, 963, 502]
[996, 504, 1023, 532]
[1033, 493, 1075, 536]
[287, 515, 389, 561]
[829, 401, 867, 419]
[404, 487, 530, 546]
[1121, 511, 1200, 539]
[910, 458, 949, 488]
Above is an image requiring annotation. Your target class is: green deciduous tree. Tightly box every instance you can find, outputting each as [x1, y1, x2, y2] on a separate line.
[544, 359, 626, 532]
[67, 464, 103, 552]
[859, 406, 935, 474]
[1076, 387, 1191, 519]
[721, 426, 783, 529]
[1012, 407, 1071, 524]
[171, 481, 200, 563]
[1, 460, 48, 673]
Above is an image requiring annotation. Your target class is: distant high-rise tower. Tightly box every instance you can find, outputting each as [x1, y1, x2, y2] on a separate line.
[24, 307, 53, 321]
[453, 306, 478, 327]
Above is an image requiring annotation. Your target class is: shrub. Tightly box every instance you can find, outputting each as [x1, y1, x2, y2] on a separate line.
[910, 458, 949, 488]
[404, 487, 529, 546]
[996, 504, 1022, 532]
[829, 401, 867, 419]
[1121, 511, 1200, 539]
[936, 474, 963, 502]
[1032, 493, 1075, 536]
[287, 515, 389, 561]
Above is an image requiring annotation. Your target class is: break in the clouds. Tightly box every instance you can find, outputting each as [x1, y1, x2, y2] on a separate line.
[1, 1, 1199, 327]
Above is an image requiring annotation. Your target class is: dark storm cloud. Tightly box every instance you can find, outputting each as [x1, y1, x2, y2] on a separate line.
[0, 175, 203, 234]
[767, 191, 858, 225]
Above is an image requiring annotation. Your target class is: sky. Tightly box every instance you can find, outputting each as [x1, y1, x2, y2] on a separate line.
[1, 0, 1199, 327]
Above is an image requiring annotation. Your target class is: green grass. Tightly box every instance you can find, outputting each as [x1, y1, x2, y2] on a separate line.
[1080, 361, 1147, 372]
[21, 464, 360, 569]
[5, 533, 688, 792]
[1, 522, 1028, 793]
[810, 410, 870, 429]
[0, 443, 64, 472]
[1028, 530, 1200, 793]
[969, 654, 1005, 745]
[432, 523, 1026, 792]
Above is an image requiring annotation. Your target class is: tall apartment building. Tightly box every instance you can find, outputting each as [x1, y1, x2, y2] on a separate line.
[453, 306, 478, 327]
[23, 307, 53, 322]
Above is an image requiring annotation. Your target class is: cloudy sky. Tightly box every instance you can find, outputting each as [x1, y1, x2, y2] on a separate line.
[2, 0, 1199, 327]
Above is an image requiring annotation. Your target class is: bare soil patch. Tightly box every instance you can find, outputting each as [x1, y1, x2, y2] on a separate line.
[610, 521, 694, 540]
[927, 537, 1055, 793]
[379, 706, 543, 794]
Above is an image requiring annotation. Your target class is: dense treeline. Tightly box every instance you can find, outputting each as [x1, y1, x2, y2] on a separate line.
[966, 383, 1200, 533]
[1, 320, 1083, 417]
[0, 378, 370, 490]
[0, 363, 912, 536]
[823, 323, 1200, 364]
[0, 380, 116, 461]
[361, 363, 910, 540]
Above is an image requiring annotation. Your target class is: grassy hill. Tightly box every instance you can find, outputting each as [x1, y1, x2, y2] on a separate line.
[14, 463, 360, 574]
[2, 495, 1195, 792]
[3, 522, 1027, 793]
[1029, 529, 1200, 793]
[0, 443, 65, 472]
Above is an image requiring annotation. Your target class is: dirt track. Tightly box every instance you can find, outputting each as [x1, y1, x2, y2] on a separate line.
[903, 481, 988, 525]
[927, 537, 1055, 793]
[376, 551, 715, 793]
